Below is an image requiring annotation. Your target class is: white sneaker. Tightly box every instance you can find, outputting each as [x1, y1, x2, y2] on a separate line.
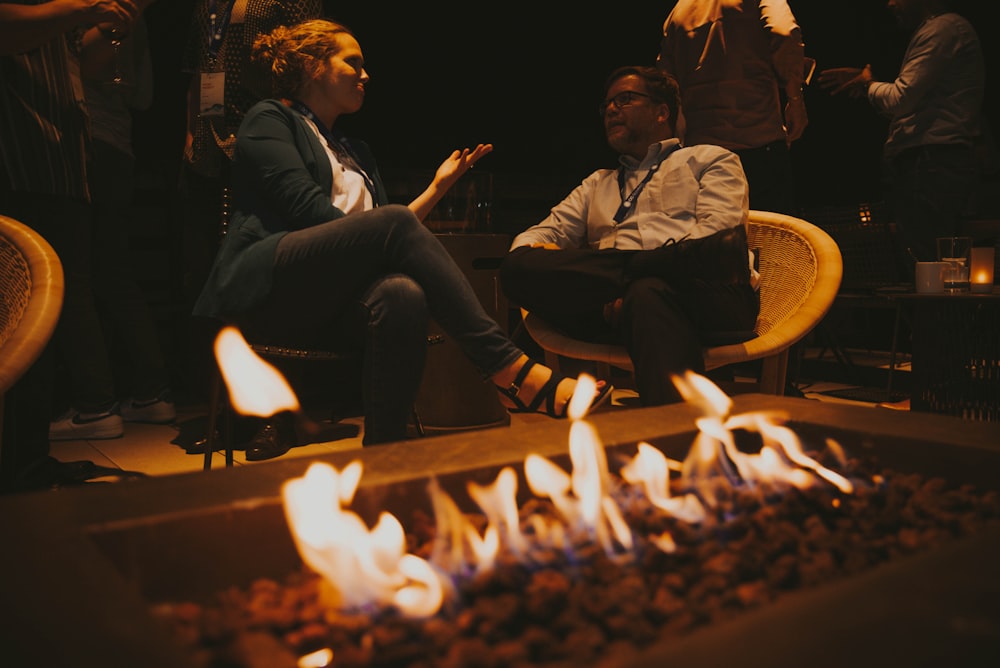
[49, 408, 124, 441]
[120, 392, 176, 424]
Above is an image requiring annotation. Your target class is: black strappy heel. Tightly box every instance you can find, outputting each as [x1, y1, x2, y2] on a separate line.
[496, 360, 614, 418]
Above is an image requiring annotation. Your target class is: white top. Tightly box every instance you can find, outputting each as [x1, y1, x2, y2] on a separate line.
[302, 115, 374, 213]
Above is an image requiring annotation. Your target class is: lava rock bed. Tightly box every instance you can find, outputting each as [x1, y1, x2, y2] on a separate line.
[152, 452, 1000, 668]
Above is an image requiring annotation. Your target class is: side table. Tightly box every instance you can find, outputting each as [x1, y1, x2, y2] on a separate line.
[410, 234, 512, 434]
[891, 287, 1000, 421]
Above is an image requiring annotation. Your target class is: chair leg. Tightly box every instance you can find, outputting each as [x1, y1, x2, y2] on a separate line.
[203, 369, 222, 470]
[204, 366, 236, 469]
[759, 351, 789, 395]
[411, 407, 425, 438]
[224, 407, 234, 467]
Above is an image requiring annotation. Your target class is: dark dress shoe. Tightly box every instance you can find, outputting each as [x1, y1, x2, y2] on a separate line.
[244, 415, 298, 461]
[182, 415, 262, 454]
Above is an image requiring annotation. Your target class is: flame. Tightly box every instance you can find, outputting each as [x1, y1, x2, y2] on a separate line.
[567, 373, 599, 420]
[214, 326, 299, 416]
[733, 412, 854, 494]
[280, 370, 860, 622]
[672, 371, 732, 418]
[619, 442, 706, 523]
[282, 462, 443, 617]
[297, 648, 333, 668]
[670, 370, 854, 496]
[520, 380, 634, 556]
[467, 467, 529, 557]
[428, 477, 499, 575]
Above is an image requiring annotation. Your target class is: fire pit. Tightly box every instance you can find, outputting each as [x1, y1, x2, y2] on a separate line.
[1, 395, 999, 668]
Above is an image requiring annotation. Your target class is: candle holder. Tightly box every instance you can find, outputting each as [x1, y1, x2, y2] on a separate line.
[970, 246, 995, 294]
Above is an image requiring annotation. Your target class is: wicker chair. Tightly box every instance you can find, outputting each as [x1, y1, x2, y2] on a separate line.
[0, 215, 65, 455]
[520, 210, 844, 395]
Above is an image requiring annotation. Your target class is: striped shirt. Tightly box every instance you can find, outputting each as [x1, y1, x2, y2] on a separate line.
[1, 32, 90, 200]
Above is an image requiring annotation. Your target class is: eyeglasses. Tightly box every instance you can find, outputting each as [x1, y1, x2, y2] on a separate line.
[598, 90, 656, 116]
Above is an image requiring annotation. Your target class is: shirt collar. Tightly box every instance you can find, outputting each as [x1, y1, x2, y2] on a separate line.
[618, 138, 682, 171]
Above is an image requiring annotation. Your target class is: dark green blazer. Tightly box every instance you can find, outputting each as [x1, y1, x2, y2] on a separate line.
[192, 99, 388, 319]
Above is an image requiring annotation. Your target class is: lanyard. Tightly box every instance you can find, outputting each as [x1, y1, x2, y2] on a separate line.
[207, 0, 235, 60]
[613, 144, 679, 225]
[288, 100, 379, 205]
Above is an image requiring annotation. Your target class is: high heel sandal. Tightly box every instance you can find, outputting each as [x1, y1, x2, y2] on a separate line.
[496, 359, 614, 418]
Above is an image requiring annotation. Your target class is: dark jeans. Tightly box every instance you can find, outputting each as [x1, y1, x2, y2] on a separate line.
[737, 140, 796, 215]
[887, 143, 981, 263]
[500, 234, 759, 405]
[79, 141, 170, 402]
[240, 204, 522, 445]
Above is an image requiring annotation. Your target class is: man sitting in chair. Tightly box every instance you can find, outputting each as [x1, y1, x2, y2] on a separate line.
[500, 66, 760, 405]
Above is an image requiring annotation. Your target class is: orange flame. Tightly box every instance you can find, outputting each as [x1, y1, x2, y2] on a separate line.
[468, 467, 529, 558]
[671, 370, 854, 495]
[214, 326, 299, 416]
[427, 477, 499, 575]
[619, 442, 706, 524]
[282, 462, 444, 618]
[521, 379, 634, 556]
[567, 373, 599, 420]
[297, 648, 333, 668]
[281, 370, 858, 621]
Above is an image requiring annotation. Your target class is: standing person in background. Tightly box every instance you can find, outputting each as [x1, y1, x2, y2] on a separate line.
[657, 0, 808, 215]
[178, 0, 322, 398]
[818, 0, 984, 265]
[0, 0, 144, 491]
[49, 7, 177, 441]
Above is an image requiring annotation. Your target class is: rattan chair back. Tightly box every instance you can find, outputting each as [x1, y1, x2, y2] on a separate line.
[0, 215, 64, 393]
[0, 215, 64, 459]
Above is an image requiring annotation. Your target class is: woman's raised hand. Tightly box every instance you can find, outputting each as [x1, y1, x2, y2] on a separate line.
[409, 143, 493, 222]
[432, 143, 493, 192]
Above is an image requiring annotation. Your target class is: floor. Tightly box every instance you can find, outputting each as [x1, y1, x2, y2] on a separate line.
[46, 346, 912, 482]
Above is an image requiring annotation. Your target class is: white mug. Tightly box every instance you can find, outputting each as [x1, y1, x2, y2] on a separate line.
[914, 261, 947, 294]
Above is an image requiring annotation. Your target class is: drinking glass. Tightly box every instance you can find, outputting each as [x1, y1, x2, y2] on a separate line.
[935, 236, 972, 293]
[424, 170, 493, 234]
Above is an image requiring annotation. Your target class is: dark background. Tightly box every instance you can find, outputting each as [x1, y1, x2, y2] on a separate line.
[134, 0, 998, 224]
[122, 0, 996, 400]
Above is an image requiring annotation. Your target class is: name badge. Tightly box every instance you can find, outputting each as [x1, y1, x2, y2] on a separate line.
[199, 71, 225, 117]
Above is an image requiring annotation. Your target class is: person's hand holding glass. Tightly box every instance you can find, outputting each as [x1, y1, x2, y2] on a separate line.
[89, 1, 153, 87]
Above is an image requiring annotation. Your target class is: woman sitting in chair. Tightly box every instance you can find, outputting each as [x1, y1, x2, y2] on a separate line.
[193, 19, 610, 452]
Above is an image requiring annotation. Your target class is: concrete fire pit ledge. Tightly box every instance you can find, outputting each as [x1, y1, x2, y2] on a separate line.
[1, 395, 998, 667]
